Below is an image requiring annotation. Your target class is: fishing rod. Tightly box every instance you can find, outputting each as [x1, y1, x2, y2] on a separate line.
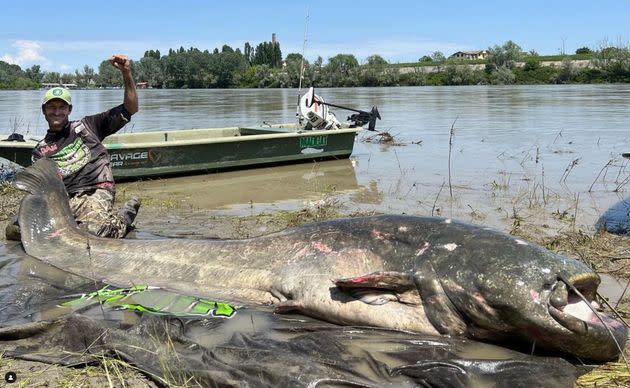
[296, 5, 310, 124]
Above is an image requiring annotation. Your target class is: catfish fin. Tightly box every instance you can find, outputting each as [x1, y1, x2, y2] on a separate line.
[335, 271, 414, 292]
[413, 267, 467, 336]
[15, 158, 80, 249]
[343, 288, 398, 305]
[15, 158, 63, 195]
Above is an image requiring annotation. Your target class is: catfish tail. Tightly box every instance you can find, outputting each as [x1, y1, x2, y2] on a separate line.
[15, 158, 64, 195]
[15, 158, 81, 252]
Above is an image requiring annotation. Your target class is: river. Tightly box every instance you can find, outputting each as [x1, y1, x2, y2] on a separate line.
[2, 85, 629, 232]
[1, 85, 628, 385]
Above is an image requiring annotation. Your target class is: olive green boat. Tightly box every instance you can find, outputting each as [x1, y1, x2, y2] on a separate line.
[0, 87, 380, 180]
[0, 124, 361, 180]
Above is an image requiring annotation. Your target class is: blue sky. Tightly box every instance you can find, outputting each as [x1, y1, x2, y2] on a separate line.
[1, 0, 628, 73]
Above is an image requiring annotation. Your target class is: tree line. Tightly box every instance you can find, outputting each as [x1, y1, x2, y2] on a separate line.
[1, 39, 629, 90]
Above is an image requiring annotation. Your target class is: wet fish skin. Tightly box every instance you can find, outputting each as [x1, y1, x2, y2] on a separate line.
[15, 159, 628, 361]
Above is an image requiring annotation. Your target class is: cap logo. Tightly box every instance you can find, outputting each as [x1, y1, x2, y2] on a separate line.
[53, 88, 63, 96]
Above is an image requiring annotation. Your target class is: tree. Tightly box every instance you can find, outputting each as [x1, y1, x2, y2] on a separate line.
[41, 71, 61, 84]
[489, 66, 516, 85]
[486, 40, 522, 72]
[575, 47, 591, 55]
[252, 42, 283, 68]
[136, 55, 165, 88]
[0, 61, 38, 89]
[431, 51, 446, 72]
[244, 42, 253, 65]
[444, 63, 483, 85]
[591, 45, 630, 82]
[143, 49, 161, 60]
[552, 58, 577, 83]
[25, 65, 42, 82]
[324, 54, 359, 86]
[523, 56, 541, 71]
[360, 55, 389, 86]
[97, 59, 122, 87]
[419, 55, 433, 62]
[283, 53, 309, 88]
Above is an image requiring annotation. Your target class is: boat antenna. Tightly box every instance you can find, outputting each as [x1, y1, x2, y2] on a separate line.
[296, 5, 309, 123]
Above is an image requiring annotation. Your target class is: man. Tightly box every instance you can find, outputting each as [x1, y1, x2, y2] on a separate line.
[28, 54, 139, 238]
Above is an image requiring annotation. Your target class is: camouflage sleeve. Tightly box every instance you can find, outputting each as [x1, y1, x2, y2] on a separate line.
[82, 104, 132, 141]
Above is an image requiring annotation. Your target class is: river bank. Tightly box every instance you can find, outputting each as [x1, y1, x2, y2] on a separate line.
[0, 179, 628, 386]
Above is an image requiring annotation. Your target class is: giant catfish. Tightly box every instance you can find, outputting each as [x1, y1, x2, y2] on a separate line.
[14, 159, 628, 361]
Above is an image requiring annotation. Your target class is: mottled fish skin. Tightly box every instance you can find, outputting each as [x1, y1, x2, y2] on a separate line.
[15, 159, 628, 361]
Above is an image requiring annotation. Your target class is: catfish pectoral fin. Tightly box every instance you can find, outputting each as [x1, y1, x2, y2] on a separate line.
[344, 288, 399, 305]
[335, 271, 414, 292]
[414, 274, 467, 336]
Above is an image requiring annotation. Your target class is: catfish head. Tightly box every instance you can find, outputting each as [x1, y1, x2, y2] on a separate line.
[415, 229, 628, 362]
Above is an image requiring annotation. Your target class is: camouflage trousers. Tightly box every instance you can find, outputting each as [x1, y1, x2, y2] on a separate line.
[69, 189, 139, 239]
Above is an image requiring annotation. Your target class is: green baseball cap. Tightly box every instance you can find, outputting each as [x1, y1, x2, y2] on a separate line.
[42, 87, 72, 106]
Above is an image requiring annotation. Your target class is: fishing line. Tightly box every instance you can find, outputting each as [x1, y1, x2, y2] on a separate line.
[84, 231, 108, 320]
[296, 4, 310, 123]
[558, 271, 629, 369]
[597, 291, 630, 329]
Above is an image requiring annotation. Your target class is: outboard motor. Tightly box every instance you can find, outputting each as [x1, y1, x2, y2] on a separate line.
[298, 87, 381, 131]
[298, 87, 342, 130]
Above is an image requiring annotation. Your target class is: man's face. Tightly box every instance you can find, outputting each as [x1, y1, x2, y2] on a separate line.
[43, 99, 71, 132]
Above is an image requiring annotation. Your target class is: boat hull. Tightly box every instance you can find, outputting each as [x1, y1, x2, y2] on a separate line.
[0, 125, 360, 180]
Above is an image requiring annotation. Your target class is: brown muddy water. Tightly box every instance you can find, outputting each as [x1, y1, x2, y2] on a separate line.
[1, 85, 630, 384]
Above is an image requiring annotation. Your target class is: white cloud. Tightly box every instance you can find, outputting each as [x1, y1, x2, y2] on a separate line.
[1, 40, 48, 66]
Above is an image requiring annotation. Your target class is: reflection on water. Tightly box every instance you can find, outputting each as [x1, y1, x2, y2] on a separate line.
[119, 158, 360, 210]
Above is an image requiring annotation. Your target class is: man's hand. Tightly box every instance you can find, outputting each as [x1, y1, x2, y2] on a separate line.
[109, 54, 131, 73]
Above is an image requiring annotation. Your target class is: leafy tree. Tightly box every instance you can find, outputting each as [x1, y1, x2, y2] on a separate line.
[244, 42, 253, 65]
[60, 72, 75, 84]
[136, 55, 165, 88]
[283, 53, 309, 88]
[552, 58, 577, 83]
[575, 47, 591, 55]
[323, 54, 359, 87]
[489, 66, 516, 85]
[444, 62, 483, 85]
[430, 51, 446, 72]
[97, 59, 122, 87]
[143, 50, 161, 60]
[252, 42, 282, 68]
[360, 55, 389, 86]
[592, 45, 630, 82]
[523, 56, 541, 71]
[0, 61, 38, 89]
[486, 40, 522, 72]
[419, 55, 432, 63]
[41, 71, 61, 84]
[74, 65, 95, 88]
[211, 47, 247, 88]
[25, 65, 42, 82]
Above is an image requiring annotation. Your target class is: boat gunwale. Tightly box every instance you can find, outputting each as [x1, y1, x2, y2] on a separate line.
[0, 126, 362, 150]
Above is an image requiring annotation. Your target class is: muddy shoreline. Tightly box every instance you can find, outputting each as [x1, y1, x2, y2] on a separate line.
[0, 181, 628, 387]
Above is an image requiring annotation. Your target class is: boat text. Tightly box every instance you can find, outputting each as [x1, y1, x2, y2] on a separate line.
[110, 151, 149, 167]
[300, 136, 327, 148]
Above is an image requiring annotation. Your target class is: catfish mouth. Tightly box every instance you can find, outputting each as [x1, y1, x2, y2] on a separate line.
[547, 273, 626, 338]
